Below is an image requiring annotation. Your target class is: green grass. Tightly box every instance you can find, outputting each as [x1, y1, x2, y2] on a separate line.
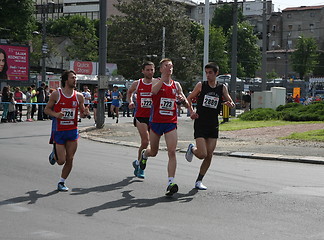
[281, 129, 324, 142]
[219, 118, 321, 131]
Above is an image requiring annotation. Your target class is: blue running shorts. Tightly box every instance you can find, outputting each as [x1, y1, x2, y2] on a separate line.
[52, 129, 79, 145]
[149, 122, 177, 136]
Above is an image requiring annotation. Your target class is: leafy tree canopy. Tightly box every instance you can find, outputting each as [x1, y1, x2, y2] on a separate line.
[0, 0, 36, 44]
[291, 36, 319, 79]
[228, 22, 261, 77]
[211, 3, 244, 35]
[107, 0, 200, 90]
[47, 15, 98, 61]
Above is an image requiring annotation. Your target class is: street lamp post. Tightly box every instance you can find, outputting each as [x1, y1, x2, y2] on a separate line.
[284, 32, 291, 88]
[40, 1, 54, 84]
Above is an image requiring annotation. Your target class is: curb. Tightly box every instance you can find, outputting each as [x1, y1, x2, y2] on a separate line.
[80, 126, 324, 165]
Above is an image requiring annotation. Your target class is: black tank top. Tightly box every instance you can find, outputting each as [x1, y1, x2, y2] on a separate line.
[196, 81, 223, 125]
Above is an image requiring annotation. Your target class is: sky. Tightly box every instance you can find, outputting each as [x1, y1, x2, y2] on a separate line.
[197, 0, 324, 11]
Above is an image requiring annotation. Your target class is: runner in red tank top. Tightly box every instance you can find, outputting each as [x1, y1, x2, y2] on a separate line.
[127, 61, 154, 179]
[44, 70, 90, 192]
[139, 58, 188, 196]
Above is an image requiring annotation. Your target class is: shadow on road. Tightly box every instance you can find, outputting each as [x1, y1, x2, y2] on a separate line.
[78, 188, 199, 217]
[71, 176, 142, 195]
[0, 190, 58, 206]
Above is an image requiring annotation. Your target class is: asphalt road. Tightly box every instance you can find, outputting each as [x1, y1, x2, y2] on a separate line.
[1, 119, 324, 240]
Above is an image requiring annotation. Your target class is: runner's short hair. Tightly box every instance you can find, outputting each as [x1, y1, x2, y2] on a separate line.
[61, 70, 76, 87]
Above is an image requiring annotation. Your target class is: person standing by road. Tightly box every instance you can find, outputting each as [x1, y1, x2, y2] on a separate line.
[36, 82, 46, 121]
[14, 87, 24, 122]
[185, 62, 235, 190]
[127, 61, 155, 179]
[139, 58, 188, 196]
[30, 84, 37, 121]
[44, 70, 89, 191]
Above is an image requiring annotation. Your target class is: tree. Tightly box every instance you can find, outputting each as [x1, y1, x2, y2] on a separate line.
[313, 52, 324, 77]
[291, 36, 319, 79]
[227, 22, 261, 77]
[107, 0, 200, 90]
[0, 0, 36, 44]
[211, 3, 244, 35]
[47, 15, 98, 61]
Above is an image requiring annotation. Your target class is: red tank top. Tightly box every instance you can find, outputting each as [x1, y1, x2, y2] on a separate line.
[135, 78, 152, 118]
[54, 88, 79, 131]
[151, 80, 178, 123]
[93, 92, 98, 104]
[14, 91, 23, 103]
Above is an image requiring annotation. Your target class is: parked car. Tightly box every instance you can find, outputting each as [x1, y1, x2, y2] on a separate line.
[216, 74, 242, 83]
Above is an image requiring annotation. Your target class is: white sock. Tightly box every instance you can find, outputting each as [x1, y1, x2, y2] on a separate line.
[168, 177, 174, 184]
[143, 150, 148, 159]
[59, 177, 66, 183]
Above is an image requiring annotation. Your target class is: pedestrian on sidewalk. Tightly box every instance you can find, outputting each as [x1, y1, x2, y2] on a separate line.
[139, 58, 188, 196]
[127, 61, 155, 179]
[25, 87, 33, 121]
[44, 70, 90, 192]
[185, 62, 235, 190]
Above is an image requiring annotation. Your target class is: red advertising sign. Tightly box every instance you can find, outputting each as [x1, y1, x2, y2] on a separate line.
[0, 44, 29, 81]
[72, 61, 95, 75]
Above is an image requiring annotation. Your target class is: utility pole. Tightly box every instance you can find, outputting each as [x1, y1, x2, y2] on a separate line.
[230, 0, 238, 117]
[203, 0, 210, 81]
[162, 27, 165, 59]
[261, 0, 267, 91]
[96, 0, 108, 129]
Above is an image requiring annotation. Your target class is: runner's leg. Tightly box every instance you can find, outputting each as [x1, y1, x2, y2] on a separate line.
[164, 129, 178, 178]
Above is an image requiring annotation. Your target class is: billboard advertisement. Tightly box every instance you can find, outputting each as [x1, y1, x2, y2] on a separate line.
[0, 44, 30, 81]
[70, 60, 117, 76]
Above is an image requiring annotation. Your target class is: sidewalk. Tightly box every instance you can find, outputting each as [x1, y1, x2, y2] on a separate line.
[80, 114, 324, 165]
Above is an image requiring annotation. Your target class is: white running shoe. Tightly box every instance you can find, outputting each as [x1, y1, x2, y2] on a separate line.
[195, 181, 207, 190]
[185, 143, 194, 162]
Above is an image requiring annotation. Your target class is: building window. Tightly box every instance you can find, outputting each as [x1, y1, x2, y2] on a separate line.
[288, 25, 293, 31]
[298, 25, 301, 31]
[272, 25, 276, 32]
[310, 24, 314, 32]
[310, 12, 315, 17]
[198, 7, 204, 14]
[287, 13, 291, 18]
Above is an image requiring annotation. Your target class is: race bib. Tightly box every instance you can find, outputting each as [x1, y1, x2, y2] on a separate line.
[160, 97, 175, 110]
[140, 98, 152, 108]
[202, 95, 219, 109]
[61, 108, 76, 120]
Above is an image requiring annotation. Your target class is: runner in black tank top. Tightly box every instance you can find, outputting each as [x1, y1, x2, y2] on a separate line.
[185, 62, 235, 190]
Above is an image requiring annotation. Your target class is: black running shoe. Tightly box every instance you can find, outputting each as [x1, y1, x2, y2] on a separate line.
[139, 149, 148, 170]
[165, 183, 178, 196]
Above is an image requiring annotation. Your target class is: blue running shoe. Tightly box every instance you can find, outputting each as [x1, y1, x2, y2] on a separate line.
[137, 168, 145, 179]
[57, 182, 69, 192]
[49, 151, 56, 165]
[165, 183, 178, 196]
[132, 160, 139, 177]
[139, 149, 148, 170]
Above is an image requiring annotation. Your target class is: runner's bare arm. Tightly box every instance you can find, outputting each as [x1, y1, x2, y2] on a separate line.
[151, 78, 164, 95]
[186, 82, 202, 119]
[222, 84, 235, 108]
[175, 81, 189, 108]
[127, 80, 138, 109]
[44, 91, 64, 119]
